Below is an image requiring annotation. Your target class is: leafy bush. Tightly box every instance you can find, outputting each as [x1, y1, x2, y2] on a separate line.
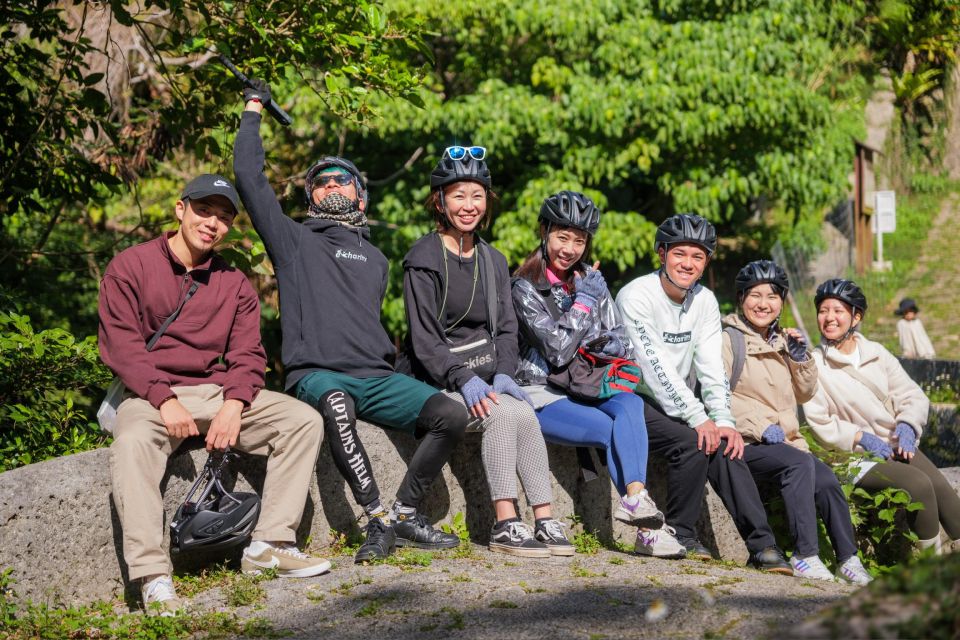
[778, 429, 926, 573]
[0, 312, 112, 471]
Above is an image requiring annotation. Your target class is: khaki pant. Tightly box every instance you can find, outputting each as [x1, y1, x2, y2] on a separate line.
[110, 384, 323, 581]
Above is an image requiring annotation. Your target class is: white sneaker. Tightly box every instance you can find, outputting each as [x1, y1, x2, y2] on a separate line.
[836, 555, 873, 586]
[141, 574, 182, 617]
[615, 490, 665, 528]
[789, 555, 835, 582]
[242, 541, 332, 578]
[634, 525, 686, 559]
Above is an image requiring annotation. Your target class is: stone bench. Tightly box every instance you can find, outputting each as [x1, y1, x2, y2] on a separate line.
[0, 421, 776, 605]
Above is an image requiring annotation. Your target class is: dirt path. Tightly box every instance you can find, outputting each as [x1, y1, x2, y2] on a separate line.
[189, 546, 854, 640]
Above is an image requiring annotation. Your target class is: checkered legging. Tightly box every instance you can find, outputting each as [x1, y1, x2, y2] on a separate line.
[442, 391, 553, 505]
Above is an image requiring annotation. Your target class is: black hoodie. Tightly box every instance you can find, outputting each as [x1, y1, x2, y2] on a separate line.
[400, 231, 519, 390]
[234, 111, 395, 389]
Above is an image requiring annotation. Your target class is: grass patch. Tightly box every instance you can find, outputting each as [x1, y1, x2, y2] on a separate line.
[328, 527, 364, 557]
[0, 599, 287, 640]
[703, 616, 743, 638]
[488, 600, 518, 609]
[519, 581, 546, 594]
[386, 549, 433, 569]
[451, 574, 472, 583]
[224, 572, 270, 607]
[608, 557, 625, 566]
[647, 575, 664, 587]
[571, 561, 607, 578]
[173, 563, 235, 598]
[703, 576, 744, 594]
[356, 595, 394, 617]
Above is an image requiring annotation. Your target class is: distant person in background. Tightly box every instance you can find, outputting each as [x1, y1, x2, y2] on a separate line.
[895, 298, 936, 360]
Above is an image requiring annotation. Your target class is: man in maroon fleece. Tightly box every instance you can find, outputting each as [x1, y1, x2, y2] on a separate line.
[99, 175, 329, 616]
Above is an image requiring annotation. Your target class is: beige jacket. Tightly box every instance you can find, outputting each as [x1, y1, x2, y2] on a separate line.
[802, 333, 929, 453]
[896, 318, 936, 359]
[721, 313, 817, 451]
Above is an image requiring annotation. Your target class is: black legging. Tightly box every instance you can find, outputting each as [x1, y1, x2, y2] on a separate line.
[858, 450, 960, 540]
[318, 390, 467, 509]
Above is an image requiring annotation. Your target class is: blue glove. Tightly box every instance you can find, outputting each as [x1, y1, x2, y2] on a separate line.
[599, 331, 628, 359]
[858, 431, 893, 460]
[492, 374, 533, 406]
[461, 375, 494, 410]
[894, 422, 917, 454]
[573, 270, 608, 309]
[785, 333, 810, 362]
[243, 78, 272, 105]
[762, 425, 785, 444]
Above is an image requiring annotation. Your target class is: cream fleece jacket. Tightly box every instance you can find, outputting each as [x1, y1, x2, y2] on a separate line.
[802, 333, 929, 453]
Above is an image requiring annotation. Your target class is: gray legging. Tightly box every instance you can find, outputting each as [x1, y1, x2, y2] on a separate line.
[858, 450, 960, 540]
[443, 391, 553, 506]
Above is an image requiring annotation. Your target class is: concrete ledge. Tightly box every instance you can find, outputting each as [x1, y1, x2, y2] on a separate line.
[0, 422, 747, 605]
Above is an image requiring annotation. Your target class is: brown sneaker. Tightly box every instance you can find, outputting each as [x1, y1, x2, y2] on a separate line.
[241, 541, 332, 578]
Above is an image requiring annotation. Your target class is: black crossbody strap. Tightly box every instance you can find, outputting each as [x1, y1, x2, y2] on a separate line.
[480, 243, 499, 338]
[145, 280, 200, 352]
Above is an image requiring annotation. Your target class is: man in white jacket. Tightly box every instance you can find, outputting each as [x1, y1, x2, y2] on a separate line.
[617, 214, 790, 573]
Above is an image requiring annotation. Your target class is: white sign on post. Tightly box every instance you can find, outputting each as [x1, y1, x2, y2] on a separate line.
[873, 190, 896, 233]
[872, 190, 895, 271]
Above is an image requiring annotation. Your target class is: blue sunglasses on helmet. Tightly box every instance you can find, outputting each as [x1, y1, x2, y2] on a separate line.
[443, 146, 486, 161]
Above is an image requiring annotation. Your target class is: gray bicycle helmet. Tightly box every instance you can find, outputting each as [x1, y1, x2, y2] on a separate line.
[170, 451, 261, 553]
[430, 155, 491, 190]
[735, 260, 789, 298]
[538, 191, 601, 236]
[654, 213, 717, 255]
[814, 278, 868, 316]
[304, 156, 368, 209]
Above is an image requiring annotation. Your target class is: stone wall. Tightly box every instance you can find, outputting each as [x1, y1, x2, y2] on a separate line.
[0, 423, 746, 606]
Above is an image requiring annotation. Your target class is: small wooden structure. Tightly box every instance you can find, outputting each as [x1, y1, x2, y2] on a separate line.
[853, 140, 880, 274]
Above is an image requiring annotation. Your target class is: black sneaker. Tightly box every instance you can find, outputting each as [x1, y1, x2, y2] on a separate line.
[748, 546, 792, 575]
[676, 535, 714, 560]
[393, 513, 460, 550]
[354, 517, 396, 564]
[534, 519, 575, 557]
[489, 521, 551, 558]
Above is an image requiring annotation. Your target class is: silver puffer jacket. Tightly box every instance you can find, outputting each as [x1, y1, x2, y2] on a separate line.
[511, 267, 634, 385]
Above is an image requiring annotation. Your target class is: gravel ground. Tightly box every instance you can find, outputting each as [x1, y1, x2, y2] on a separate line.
[187, 543, 855, 640]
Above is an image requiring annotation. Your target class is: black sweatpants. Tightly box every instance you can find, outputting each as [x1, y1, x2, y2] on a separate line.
[644, 400, 776, 554]
[859, 450, 960, 541]
[318, 391, 468, 509]
[744, 443, 857, 561]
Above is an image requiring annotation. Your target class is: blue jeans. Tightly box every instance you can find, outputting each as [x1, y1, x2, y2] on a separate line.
[536, 393, 648, 495]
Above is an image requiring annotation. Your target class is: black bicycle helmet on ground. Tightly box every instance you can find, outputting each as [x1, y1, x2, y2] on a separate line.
[735, 260, 790, 298]
[304, 156, 368, 209]
[430, 155, 491, 190]
[538, 191, 601, 236]
[170, 450, 261, 553]
[654, 213, 717, 255]
[814, 278, 868, 316]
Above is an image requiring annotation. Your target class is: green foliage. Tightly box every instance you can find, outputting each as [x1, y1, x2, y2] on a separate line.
[0, 312, 111, 471]
[0, 0, 427, 338]
[566, 515, 603, 555]
[797, 429, 923, 573]
[0, 569, 287, 640]
[440, 511, 475, 558]
[814, 551, 960, 639]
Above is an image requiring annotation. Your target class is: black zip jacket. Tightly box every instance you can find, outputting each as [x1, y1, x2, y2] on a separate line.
[233, 111, 395, 388]
[400, 232, 519, 390]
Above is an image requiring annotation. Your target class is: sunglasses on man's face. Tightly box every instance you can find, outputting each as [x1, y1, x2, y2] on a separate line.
[315, 172, 354, 187]
[443, 146, 486, 161]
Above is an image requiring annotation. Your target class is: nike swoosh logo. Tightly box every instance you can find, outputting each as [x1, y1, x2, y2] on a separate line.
[246, 556, 280, 569]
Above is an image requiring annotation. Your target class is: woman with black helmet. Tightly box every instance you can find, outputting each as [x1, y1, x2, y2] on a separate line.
[804, 278, 960, 553]
[512, 190, 685, 559]
[721, 261, 871, 585]
[400, 146, 572, 557]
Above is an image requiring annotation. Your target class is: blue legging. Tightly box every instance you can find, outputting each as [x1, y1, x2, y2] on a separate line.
[536, 393, 648, 495]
